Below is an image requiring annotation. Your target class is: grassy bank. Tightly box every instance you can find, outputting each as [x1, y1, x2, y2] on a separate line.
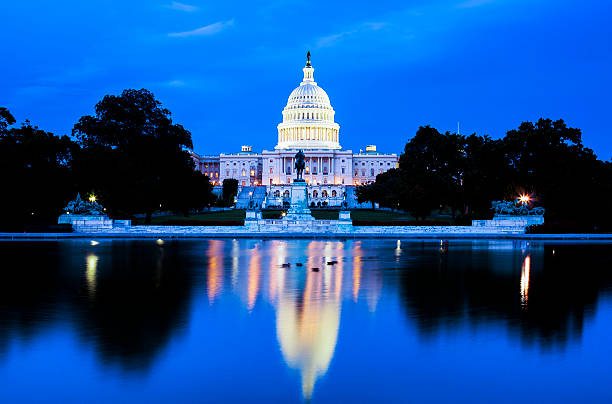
[132, 209, 454, 226]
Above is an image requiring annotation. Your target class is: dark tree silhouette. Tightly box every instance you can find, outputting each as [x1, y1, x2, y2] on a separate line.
[222, 178, 239, 206]
[73, 89, 213, 222]
[360, 119, 612, 230]
[0, 115, 78, 231]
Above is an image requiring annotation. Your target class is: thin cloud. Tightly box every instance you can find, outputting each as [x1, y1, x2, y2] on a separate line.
[168, 20, 234, 38]
[317, 31, 356, 48]
[316, 22, 388, 48]
[168, 2, 199, 12]
[457, 0, 496, 8]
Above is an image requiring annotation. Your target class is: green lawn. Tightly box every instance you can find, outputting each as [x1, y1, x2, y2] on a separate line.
[133, 210, 245, 225]
[132, 208, 452, 225]
[350, 210, 415, 221]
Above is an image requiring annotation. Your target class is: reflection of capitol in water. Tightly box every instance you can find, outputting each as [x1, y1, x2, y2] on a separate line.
[204, 240, 382, 400]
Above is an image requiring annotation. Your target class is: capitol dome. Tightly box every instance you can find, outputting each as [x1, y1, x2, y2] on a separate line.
[276, 53, 341, 150]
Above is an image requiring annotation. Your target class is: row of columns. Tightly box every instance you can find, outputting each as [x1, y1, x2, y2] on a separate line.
[284, 111, 333, 121]
[278, 127, 338, 143]
[280, 156, 334, 182]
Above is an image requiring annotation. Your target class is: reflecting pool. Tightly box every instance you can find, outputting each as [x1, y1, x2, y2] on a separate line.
[0, 239, 611, 403]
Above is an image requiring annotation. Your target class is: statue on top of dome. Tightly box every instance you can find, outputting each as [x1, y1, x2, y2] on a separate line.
[306, 51, 311, 67]
[295, 150, 306, 181]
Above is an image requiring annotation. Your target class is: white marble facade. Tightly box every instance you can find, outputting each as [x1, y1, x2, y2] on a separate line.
[190, 54, 398, 199]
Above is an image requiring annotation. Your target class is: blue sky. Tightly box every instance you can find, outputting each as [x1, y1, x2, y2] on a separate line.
[1, 0, 610, 158]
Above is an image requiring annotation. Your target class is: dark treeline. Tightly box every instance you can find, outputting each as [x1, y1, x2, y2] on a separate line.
[356, 120, 612, 231]
[0, 90, 214, 231]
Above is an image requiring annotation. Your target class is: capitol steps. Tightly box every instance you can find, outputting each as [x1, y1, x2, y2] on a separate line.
[235, 186, 266, 209]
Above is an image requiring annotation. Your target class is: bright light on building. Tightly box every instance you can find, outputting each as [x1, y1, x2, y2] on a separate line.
[519, 194, 530, 204]
[89, 194, 96, 202]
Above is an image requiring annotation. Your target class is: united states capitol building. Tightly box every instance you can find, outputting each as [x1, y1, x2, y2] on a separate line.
[189, 53, 398, 208]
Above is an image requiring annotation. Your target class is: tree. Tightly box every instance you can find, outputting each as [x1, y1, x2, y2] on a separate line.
[501, 118, 612, 229]
[0, 107, 16, 134]
[0, 118, 78, 230]
[355, 182, 378, 209]
[222, 178, 239, 206]
[73, 89, 213, 222]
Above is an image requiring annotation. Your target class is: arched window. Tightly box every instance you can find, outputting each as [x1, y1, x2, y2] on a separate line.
[322, 190, 328, 198]
[313, 190, 318, 198]
[370, 168, 374, 176]
[332, 190, 337, 197]
[242, 169, 246, 176]
[283, 190, 290, 198]
[274, 190, 280, 197]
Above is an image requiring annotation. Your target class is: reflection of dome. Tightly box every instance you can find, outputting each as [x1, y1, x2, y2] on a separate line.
[276, 267, 342, 400]
[276, 53, 341, 150]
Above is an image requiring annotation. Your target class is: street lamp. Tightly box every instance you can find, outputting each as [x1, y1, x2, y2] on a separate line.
[519, 194, 530, 205]
[89, 194, 97, 203]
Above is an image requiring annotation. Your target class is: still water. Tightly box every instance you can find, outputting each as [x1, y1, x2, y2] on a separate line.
[0, 239, 611, 403]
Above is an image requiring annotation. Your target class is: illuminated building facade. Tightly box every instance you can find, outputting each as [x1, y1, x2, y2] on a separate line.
[189, 54, 398, 205]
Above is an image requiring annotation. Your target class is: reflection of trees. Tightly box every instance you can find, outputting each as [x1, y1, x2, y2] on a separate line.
[399, 243, 612, 349]
[0, 240, 201, 372]
[0, 242, 67, 357]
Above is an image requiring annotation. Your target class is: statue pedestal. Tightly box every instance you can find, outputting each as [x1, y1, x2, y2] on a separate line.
[58, 214, 114, 232]
[285, 180, 314, 221]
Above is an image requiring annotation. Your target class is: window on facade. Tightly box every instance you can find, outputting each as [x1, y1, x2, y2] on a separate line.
[283, 190, 290, 198]
[371, 169, 375, 176]
[215, 173, 218, 178]
[274, 190, 280, 197]
[305, 166, 309, 174]
[226, 170, 230, 176]
[354, 171, 358, 176]
[270, 168, 273, 174]
[332, 190, 337, 197]
[362, 163, 365, 166]
[362, 169, 365, 176]
[250, 169, 255, 176]
[322, 190, 328, 198]
[341, 168, 345, 174]
[242, 169, 246, 176]
[242, 181, 245, 186]
[313, 190, 318, 198]
[233, 162, 236, 166]
[323, 178, 327, 184]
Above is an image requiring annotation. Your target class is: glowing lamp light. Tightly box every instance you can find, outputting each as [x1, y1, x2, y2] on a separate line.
[89, 194, 97, 203]
[519, 194, 530, 204]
